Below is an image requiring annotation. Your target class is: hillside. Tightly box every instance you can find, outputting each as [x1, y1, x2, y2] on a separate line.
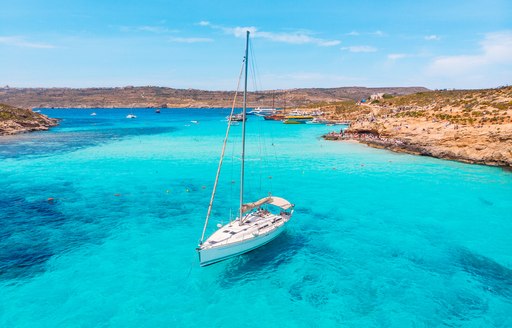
[0, 86, 427, 109]
[0, 103, 58, 135]
[321, 86, 512, 167]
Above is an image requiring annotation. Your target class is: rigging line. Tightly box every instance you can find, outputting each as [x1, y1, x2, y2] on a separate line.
[239, 31, 250, 225]
[249, 39, 262, 94]
[257, 121, 263, 193]
[249, 38, 265, 194]
[229, 113, 238, 222]
[200, 57, 246, 243]
[250, 38, 272, 194]
[261, 120, 271, 193]
[250, 39, 273, 193]
[248, 39, 258, 92]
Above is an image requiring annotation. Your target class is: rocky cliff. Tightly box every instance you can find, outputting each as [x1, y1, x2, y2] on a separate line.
[0, 103, 59, 135]
[322, 87, 512, 167]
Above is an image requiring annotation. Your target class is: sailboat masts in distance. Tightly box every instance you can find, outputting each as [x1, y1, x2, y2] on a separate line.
[197, 30, 295, 267]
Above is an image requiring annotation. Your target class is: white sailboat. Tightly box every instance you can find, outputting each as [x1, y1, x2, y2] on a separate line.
[197, 31, 294, 266]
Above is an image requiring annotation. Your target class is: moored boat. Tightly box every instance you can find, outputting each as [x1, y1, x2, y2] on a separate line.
[197, 31, 294, 266]
[263, 113, 286, 121]
[249, 107, 281, 116]
[227, 113, 247, 122]
[283, 115, 314, 124]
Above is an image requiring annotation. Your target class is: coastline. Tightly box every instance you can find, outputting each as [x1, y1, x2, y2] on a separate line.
[323, 131, 512, 168]
[0, 104, 59, 136]
[317, 87, 512, 169]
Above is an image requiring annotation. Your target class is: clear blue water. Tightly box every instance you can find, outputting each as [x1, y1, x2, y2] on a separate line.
[1, 108, 511, 327]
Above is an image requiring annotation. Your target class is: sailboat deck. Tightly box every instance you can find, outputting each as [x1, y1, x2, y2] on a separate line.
[202, 212, 289, 249]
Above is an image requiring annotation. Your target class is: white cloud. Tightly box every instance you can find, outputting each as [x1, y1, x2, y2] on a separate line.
[168, 37, 213, 43]
[345, 30, 386, 37]
[387, 53, 408, 60]
[198, 21, 211, 26]
[119, 25, 177, 34]
[428, 31, 512, 76]
[138, 26, 173, 34]
[342, 45, 377, 53]
[119, 25, 212, 43]
[200, 22, 340, 47]
[0, 36, 55, 49]
[425, 35, 440, 41]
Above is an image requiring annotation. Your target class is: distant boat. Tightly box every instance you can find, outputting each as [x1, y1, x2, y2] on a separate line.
[249, 107, 281, 117]
[90, 112, 97, 116]
[263, 113, 285, 121]
[305, 118, 325, 124]
[227, 113, 246, 122]
[249, 92, 280, 116]
[191, 120, 199, 124]
[155, 109, 161, 114]
[33, 110, 41, 113]
[197, 31, 294, 267]
[126, 114, 137, 119]
[283, 115, 314, 124]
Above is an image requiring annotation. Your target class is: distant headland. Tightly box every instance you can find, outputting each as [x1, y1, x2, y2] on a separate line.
[0, 86, 427, 109]
[0, 103, 58, 135]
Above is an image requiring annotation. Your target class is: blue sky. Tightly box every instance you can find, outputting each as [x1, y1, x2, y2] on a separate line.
[1, 0, 511, 90]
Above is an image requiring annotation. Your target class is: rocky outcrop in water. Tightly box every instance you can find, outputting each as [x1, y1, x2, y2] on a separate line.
[0, 103, 58, 135]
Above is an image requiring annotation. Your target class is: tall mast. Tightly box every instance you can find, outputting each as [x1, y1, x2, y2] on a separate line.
[239, 30, 249, 224]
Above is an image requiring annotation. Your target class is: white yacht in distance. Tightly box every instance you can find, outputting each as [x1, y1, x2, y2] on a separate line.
[126, 114, 136, 119]
[248, 107, 280, 116]
[197, 31, 294, 266]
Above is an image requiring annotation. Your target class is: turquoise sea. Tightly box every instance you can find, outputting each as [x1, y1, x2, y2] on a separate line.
[1, 108, 511, 327]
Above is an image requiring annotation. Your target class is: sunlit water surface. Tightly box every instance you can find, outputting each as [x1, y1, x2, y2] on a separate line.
[1, 108, 511, 327]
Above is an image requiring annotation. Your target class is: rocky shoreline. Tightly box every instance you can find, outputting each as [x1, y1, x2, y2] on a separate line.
[0, 104, 59, 135]
[323, 127, 512, 168]
[318, 87, 512, 169]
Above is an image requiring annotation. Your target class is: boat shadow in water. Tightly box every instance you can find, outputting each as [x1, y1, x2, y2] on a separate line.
[456, 247, 512, 299]
[218, 231, 309, 287]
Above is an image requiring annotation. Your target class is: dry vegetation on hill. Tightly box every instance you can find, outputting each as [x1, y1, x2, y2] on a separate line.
[0, 86, 427, 109]
[319, 87, 512, 167]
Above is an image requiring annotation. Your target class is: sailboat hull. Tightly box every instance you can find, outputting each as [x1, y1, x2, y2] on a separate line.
[198, 222, 287, 266]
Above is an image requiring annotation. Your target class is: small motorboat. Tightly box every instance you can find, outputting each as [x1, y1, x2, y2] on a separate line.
[191, 120, 199, 124]
[90, 112, 97, 116]
[227, 114, 247, 122]
[126, 114, 137, 119]
[155, 109, 161, 114]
